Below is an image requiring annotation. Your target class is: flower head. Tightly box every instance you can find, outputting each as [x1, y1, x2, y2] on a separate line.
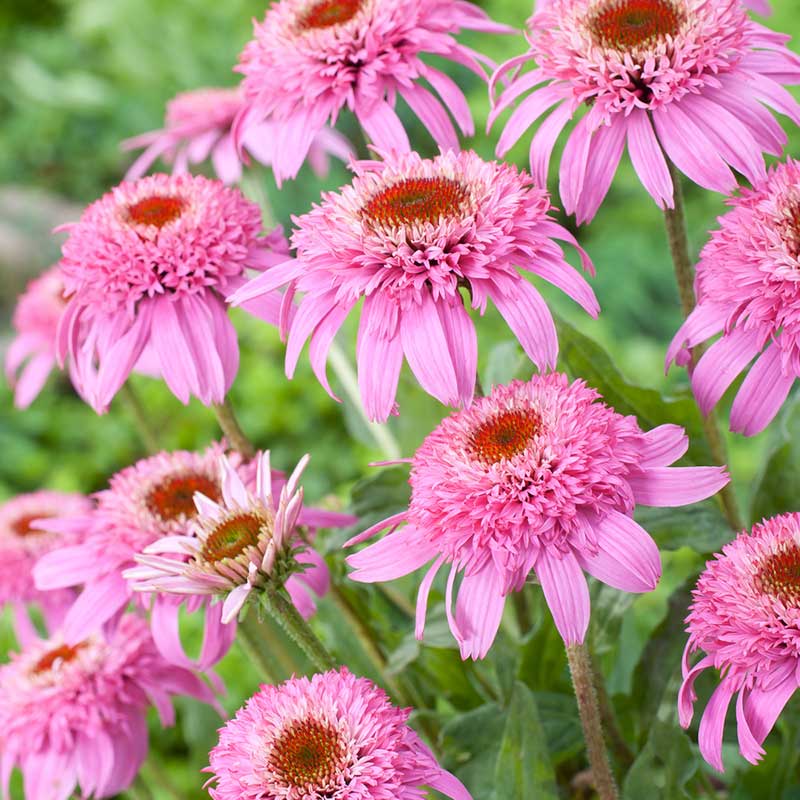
[231, 150, 597, 422]
[679, 513, 800, 772]
[56, 172, 289, 412]
[0, 613, 216, 800]
[206, 667, 471, 800]
[234, 0, 512, 183]
[492, 0, 800, 222]
[668, 158, 800, 436]
[122, 86, 353, 185]
[347, 374, 729, 657]
[127, 451, 337, 626]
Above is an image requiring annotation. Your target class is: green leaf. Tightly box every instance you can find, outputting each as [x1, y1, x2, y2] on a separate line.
[482, 339, 528, 389]
[492, 682, 559, 800]
[635, 502, 731, 553]
[349, 467, 410, 521]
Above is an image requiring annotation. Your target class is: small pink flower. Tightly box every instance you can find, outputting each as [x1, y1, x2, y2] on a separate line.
[492, 0, 800, 223]
[0, 613, 216, 800]
[122, 86, 354, 185]
[346, 375, 729, 657]
[230, 149, 597, 422]
[56, 173, 289, 412]
[0, 490, 92, 640]
[5, 267, 67, 408]
[668, 158, 800, 436]
[126, 451, 340, 627]
[679, 513, 800, 772]
[206, 667, 471, 800]
[233, 0, 513, 183]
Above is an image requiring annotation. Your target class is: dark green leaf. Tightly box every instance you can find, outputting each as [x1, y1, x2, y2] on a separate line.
[635, 502, 731, 553]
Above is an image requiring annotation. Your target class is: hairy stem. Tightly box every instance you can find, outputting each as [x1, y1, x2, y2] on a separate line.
[213, 397, 256, 459]
[265, 585, 336, 672]
[662, 159, 745, 532]
[237, 612, 282, 684]
[566, 643, 620, 800]
[119, 384, 159, 454]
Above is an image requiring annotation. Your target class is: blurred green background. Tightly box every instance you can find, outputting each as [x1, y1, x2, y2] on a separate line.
[1, 1, 799, 798]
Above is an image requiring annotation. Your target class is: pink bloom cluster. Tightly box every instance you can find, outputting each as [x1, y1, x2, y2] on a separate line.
[0, 614, 215, 800]
[207, 667, 471, 800]
[680, 513, 800, 772]
[231, 149, 596, 421]
[493, 0, 800, 222]
[347, 374, 728, 656]
[669, 158, 800, 436]
[57, 173, 288, 412]
[234, 0, 512, 182]
[123, 86, 353, 185]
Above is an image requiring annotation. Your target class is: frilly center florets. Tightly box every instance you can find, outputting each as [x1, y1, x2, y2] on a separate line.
[31, 643, 86, 675]
[468, 409, 543, 464]
[11, 513, 51, 538]
[200, 511, 268, 563]
[270, 717, 347, 789]
[588, 0, 684, 49]
[296, 0, 363, 30]
[125, 195, 186, 229]
[145, 472, 221, 523]
[362, 177, 470, 229]
[756, 545, 800, 606]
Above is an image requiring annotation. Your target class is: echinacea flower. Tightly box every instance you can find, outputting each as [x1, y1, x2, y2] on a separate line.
[0, 613, 216, 800]
[679, 513, 800, 771]
[126, 451, 343, 628]
[668, 158, 800, 436]
[230, 149, 597, 422]
[56, 172, 288, 413]
[206, 667, 471, 800]
[122, 86, 353, 185]
[0, 490, 92, 640]
[346, 375, 729, 657]
[233, 0, 513, 183]
[492, 0, 800, 223]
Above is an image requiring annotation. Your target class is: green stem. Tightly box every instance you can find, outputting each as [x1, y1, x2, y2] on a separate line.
[266, 585, 336, 672]
[511, 587, 532, 637]
[139, 755, 184, 800]
[662, 159, 745, 533]
[237, 612, 282, 683]
[127, 773, 155, 800]
[119, 383, 159, 454]
[566, 643, 620, 800]
[213, 396, 256, 459]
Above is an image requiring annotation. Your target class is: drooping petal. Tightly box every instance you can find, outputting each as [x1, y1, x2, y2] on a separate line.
[698, 678, 737, 772]
[347, 526, 438, 582]
[629, 466, 729, 507]
[534, 548, 590, 645]
[454, 563, 506, 660]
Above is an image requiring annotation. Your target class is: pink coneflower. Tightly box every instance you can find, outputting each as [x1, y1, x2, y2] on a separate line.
[668, 159, 800, 436]
[679, 513, 800, 772]
[491, 0, 800, 224]
[126, 451, 339, 626]
[346, 375, 729, 657]
[123, 86, 353, 185]
[206, 667, 471, 800]
[230, 150, 597, 422]
[56, 172, 288, 413]
[0, 613, 215, 800]
[5, 267, 68, 409]
[0, 490, 92, 640]
[233, 0, 512, 184]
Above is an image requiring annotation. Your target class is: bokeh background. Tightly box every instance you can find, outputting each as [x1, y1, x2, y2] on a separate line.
[1, 1, 799, 798]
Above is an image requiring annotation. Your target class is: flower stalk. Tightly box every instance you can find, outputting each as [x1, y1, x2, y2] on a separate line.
[213, 396, 256, 459]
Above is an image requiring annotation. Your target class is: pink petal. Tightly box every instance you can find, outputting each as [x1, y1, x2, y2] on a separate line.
[454, 563, 506, 660]
[399, 83, 459, 152]
[347, 526, 437, 582]
[426, 769, 473, 800]
[666, 302, 729, 369]
[307, 300, 355, 398]
[416, 555, 446, 640]
[358, 99, 410, 153]
[227, 259, 303, 306]
[529, 102, 573, 188]
[743, 670, 798, 745]
[496, 85, 569, 157]
[736, 688, 766, 765]
[62, 572, 131, 644]
[437, 296, 478, 405]
[558, 114, 593, 216]
[534, 548, 590, 645]
[34, 545, 98, 590]
[294, 548, 331, 598]
[629, 466, 729, 507]
[13, 353, 54, 409]
[526, 256, 599, 318]
[575, 117, 627, 224]
[639, 424, 689, 467]
[698, 678, 737, 772]
[678, 653, 714, 727]
[626, 111, 673, 209]
[152, 296, 199, 404]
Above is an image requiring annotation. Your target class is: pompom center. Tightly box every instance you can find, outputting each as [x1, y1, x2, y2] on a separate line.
[10, 513, 51, 538]
[296, 0, 363, 30]
[201, 512, 266, 563]
[146, 472, 221, 522]
[756, 545, 800, 605]
[32, 643, 86, 675]
[363, 177, 469, 228]
[126, 195, 186, 228]
[270, 717, 346, 789]
[468, 409, 542, 464]
[588, 0, 683, 49]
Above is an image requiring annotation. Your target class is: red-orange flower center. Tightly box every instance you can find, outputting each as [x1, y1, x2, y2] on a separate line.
[589, 0, 683, 50]
[11, 513, 52, 538]
[468, 409, 542, 464]
[756, 545, 800, 605]
[363, 177, 469, 228]
[32, 643, 86, 675]
[270, 718, 346, 788]
[297, 0, 362, 30]
[146, 472, 221, 522]
[201, 512, 266, 563]
[126, 195, 186, 228]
